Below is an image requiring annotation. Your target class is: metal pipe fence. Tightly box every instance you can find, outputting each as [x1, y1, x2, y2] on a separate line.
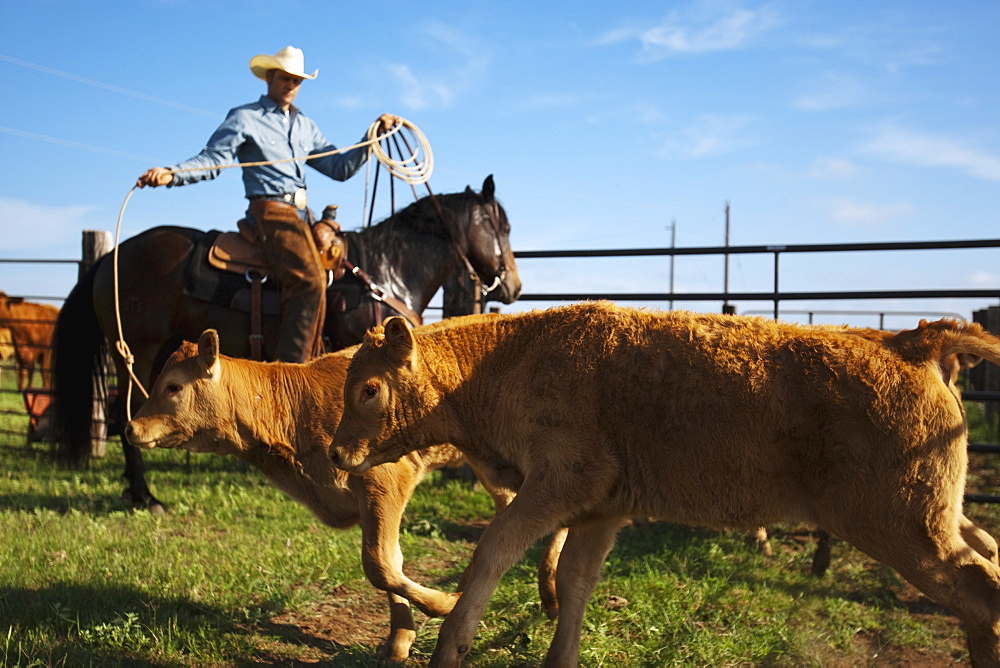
[2, 238, 998, 502]
[513, 238, 1000, 504]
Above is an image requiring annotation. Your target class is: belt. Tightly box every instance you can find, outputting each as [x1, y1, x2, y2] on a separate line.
[248, 188, 308, 210]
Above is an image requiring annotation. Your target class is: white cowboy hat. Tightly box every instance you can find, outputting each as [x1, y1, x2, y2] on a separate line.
[249, 46, 318, 81]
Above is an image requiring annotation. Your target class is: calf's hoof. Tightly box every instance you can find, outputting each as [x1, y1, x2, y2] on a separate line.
[380, 628, 416, 664]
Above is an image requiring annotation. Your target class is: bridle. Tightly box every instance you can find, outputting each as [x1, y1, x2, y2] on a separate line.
[427, 191, 508, 297]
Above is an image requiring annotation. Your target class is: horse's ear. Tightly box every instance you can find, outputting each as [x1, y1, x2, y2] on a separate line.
[197, 329, 221, 378]
[481, 174, 495, 202]
[381, 317, 416, 366]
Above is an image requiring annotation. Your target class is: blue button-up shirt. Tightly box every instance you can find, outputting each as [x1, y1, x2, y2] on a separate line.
[168, 95, 369, 198]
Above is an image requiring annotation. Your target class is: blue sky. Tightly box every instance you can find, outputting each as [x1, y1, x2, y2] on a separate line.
[2, 0, 999, 329]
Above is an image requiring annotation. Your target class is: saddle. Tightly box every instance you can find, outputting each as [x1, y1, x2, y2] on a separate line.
[207, 207, 348, 280]
[184, 205, 420, 359]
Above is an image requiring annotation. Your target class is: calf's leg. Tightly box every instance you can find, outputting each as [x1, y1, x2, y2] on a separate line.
[963, 515, 999, 565]
[428, 489, 570, 666]
[384, 591, 417, 663]
[545, 519, 620, 667]
[355, 463, 460, 618]
[429, 454, 616, 668]
[538, 528, 569, 619]
[837, 517, 1000, 667]
[473, 473, 566, 619]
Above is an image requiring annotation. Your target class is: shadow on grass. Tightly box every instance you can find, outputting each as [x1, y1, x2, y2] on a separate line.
[0, 581, 292, 667]
[0, 440, 253, 516]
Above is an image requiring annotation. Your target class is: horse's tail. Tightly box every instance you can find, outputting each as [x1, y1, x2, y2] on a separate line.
[53, 259, 108, 468]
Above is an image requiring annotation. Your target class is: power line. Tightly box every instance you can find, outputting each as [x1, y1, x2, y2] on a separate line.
[0, 53, 217, 118]
[0, 126, 159, 163]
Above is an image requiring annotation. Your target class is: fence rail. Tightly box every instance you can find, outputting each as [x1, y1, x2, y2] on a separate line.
[513, 237, 1000, 504]
[2, 236, 999, 503]
[514, 237, 1000, 319]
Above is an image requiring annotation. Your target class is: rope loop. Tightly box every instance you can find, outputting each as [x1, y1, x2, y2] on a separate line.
[365, 118, 434, 185]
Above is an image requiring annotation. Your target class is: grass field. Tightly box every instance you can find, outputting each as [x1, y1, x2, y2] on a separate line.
[1, 359, 998, 666]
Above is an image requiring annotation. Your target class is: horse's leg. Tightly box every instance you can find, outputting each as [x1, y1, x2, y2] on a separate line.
[811, 529, 833, 576]
[120, 440, 164, 514]
[114, 353, 166, 514]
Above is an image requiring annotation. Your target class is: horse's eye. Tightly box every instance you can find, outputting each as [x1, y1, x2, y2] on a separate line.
[363, 383, 378, 399]
[166, 383, 182, 395]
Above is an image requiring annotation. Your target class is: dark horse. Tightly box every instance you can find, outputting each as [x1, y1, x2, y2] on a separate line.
[53, 175, 520, 512]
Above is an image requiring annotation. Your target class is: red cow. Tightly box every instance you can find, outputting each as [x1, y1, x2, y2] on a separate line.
[0, 292, 59, 391]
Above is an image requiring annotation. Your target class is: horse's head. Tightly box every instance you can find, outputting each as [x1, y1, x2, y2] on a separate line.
[460, 175, 522, 304]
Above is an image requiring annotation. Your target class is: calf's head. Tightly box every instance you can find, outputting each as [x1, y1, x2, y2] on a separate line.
[125, 329, 232, 454]
[331, 317, 433, 474]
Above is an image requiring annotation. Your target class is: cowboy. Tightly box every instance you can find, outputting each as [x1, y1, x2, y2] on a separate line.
[137, 46, 398, 363]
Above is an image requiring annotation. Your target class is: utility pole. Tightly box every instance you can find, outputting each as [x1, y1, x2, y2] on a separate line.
[722, 202, 734, 314]
[667, 220, 676, 310]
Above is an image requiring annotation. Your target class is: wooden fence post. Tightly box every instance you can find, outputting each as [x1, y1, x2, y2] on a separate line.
[81, 229, 113, 458]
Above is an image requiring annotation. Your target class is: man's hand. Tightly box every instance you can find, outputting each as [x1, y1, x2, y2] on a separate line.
[136, 167, 174, 188]
[377, 113, 401, 134]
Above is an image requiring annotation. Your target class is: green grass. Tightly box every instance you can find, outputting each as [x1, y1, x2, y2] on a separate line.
[1, 361, 998, 666]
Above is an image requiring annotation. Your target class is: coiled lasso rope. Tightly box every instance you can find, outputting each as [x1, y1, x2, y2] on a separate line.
[110, 117, 432, 419]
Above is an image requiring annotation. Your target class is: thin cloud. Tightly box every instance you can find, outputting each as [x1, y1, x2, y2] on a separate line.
[596, 5, 780, 59]
[827, 196, 913, 227]
[862, 125, 1000, 182]
[969, 270, 1000, 287]
[0, 198, 99, 252]
[384, 21, 490, 111]
[662, 114, 756, 158]
[809, 157, 859, 179]
[793, 72, 865, 111]
[387, 63, 455, 110]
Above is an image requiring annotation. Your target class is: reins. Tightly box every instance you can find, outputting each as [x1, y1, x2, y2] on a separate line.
[110, 117, 432, 420]
[425, 189, 507, 296]
[364, 127, 504, 295]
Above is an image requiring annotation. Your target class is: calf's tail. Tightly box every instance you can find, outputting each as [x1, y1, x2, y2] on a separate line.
[885, 318, 1000, 373]
[937, 327, 1000, 371]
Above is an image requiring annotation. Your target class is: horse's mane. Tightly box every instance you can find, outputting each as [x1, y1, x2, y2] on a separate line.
[359, 190, 476, 244]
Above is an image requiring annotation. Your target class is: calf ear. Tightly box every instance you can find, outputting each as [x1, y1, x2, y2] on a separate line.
[382, 316, 416, 365]
[197, 329, 221, 378]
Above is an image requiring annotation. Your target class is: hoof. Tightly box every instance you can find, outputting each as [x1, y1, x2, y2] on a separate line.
[121, 489, 168, 514]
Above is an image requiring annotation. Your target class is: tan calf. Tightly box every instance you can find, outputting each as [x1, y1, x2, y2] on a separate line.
[126, 329, 565, 663]
[0, 291, 58, 390]
[330, 303, 1000, 667]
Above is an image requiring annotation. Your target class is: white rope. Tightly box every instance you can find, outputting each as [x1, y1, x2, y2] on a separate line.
[359, 118, 434, 226]
[111, 186, 150, 422]
[365, 117, 434, 185]
[109, 117, 434, 421]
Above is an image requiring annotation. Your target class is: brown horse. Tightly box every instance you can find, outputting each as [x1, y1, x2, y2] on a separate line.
[53, 175, 520, 512]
